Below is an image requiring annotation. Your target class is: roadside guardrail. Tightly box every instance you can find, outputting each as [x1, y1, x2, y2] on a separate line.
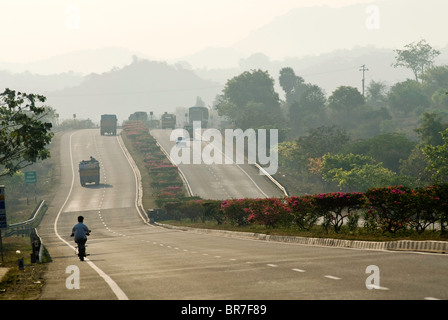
[6, 200, 47, 237]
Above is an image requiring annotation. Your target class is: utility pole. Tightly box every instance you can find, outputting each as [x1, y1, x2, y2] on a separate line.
[359, 64, 369, 97]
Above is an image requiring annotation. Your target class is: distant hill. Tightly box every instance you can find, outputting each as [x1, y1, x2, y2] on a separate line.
[0, 47, 151, 75]
[45, 58, 223, 123]
[0, 70, 84, 94]
[232, 0, 448, 60]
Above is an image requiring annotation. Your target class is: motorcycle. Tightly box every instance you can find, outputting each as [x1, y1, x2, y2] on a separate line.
[72, 231, 91, 261]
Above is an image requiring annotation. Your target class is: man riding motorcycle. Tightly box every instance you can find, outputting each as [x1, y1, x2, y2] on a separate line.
[70, 215, 91, 261]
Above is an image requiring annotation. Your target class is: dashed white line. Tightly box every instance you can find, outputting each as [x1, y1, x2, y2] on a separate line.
[367, 285, 389, 290]
[325, 275, 341, 280]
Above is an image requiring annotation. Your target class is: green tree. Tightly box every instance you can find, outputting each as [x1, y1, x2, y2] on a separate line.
[431, 88, 448, 109]
[289, 84, 327, 137]
[216, 69, 282, 129]
[366, 80, 388, 108]
[298, 126, 350, 159]
[278, 67, 306, 104]
[320, 153, 400, 192]
[414, 112, 448, 146]
[343, 132, 416, 173]
[399, 146, 432, 187]
[387, 80, 430, 115]
[279, 67, 300, 96]
[421, 65, 448, 94]
[423, 128, 448, 182]
[0, 89, 54, 178]
[393, 39, 441, 82]
[328, 86, 365, 112]
[277, 126, 350, 177]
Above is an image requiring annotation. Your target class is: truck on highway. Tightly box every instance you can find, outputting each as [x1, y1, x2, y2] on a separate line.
[100, 114, 118, 135]
[161, 112, 176, 129]
[79, 157, 100, 186]
[188, 106, 208, 128]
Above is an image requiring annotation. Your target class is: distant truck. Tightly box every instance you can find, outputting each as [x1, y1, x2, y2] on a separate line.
[100, 114, 118, 135]
[161, 112, 176, 129]
[79, 157, 100, 186]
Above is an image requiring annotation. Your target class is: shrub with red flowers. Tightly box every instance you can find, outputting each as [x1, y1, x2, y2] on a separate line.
[122, 120, 149, 140]
[122, 120, 189, 209]
[406, 185, 443, 234]
[220, 198, 252, 226]
[364, 186, 412, 233]
[313, 192, 366, 233]
[247, 198, 293, 228]
[286, 195, 320, 231]
[155, 186, 185, 206]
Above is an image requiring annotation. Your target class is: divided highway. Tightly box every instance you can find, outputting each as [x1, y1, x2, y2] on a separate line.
[37, 129, 448, 301]
[149, 128, 285, 200]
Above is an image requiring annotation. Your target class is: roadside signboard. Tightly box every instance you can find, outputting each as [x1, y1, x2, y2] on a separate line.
[25, 171, 37, 184]
[0, 186, 6, 229]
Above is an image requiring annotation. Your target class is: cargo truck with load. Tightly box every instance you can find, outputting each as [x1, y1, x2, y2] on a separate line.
[100, 114, 118, 135]
[79, 156, 100, 186]
[161, 112, 176, 129]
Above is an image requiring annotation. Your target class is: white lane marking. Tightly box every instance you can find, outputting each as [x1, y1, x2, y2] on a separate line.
[292, 268, 306, 273]
[267, 264, 278, 267]
[53, 131, 128, 300]
[196, 131, 269, 198]
[367, 284, 389, 290]
[116, 134, 150, 224]
[325, 275, 341, 280]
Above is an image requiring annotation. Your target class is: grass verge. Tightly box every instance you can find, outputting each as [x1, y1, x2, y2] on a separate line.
[0, 236, 48, 300]
[0, 130, 62, 299]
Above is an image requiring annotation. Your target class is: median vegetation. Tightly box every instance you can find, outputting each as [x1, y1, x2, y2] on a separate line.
[120, 119, 448, 242]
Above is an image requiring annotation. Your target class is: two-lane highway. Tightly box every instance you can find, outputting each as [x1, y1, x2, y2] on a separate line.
[37, 129, 448, 301]
[150, 128, 285, 200]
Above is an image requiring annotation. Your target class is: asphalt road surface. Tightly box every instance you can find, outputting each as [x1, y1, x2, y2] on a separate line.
[37, 129, 448, 303]
[150, 128, 286, 199]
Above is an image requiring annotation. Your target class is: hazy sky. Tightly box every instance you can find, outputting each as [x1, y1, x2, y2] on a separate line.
[1, 0, 381, 63]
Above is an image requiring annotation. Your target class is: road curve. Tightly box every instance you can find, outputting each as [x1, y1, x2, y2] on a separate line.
[37, 129, 448, 302]
[150, 128, 285, 200]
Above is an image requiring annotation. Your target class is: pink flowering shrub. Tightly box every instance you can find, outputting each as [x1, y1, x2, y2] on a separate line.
[312, 192, 366, 233]
[286, 195, 320, 231]
[220, 198, 252, 226]
[247, 198, 293, 228]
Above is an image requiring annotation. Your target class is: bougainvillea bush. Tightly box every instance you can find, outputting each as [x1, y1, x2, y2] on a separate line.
[247, 198, 293, 228]
[313, 192, 366, 233]
[173, 184, 448, 236]
[285, 195, 320, 231]
[220, 198, 253, 226]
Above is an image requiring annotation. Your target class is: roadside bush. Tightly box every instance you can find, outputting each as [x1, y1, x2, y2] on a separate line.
[313, 192, 366, 233]
[365, 185, 412, 233]
[220, 198, 252, 226]
[286, 195, 320, 231]
[247, 198, 293, 228]
[202, 200, 224, 224]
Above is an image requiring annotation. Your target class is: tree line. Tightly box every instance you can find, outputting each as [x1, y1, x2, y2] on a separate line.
[214, 39, 448, 194]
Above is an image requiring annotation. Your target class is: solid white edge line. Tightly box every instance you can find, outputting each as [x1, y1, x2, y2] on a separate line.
[53, 130, 129, 300]
[116, 134, 150, 225]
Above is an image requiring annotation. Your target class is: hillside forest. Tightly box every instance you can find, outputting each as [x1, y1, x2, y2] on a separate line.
[214, 40, 448, 196]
